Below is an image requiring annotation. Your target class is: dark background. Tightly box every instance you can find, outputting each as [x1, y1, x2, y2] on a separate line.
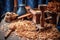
[0, 0, 60, 21]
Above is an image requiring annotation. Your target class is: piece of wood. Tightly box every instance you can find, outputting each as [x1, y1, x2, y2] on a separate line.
[5, 24, 16, 39]
[39, 5, 47, 27]
[30, 9, 36, 14]
[5, 30, 12, 38]
[30, 9, 41, 24]
[18, 13, 32, 19]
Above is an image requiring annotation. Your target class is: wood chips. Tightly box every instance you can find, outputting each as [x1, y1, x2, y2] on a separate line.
[8, 20, 60, 40]
[8, 20, 38, 39]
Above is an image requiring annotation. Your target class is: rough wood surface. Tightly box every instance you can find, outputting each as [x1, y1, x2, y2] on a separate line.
[0, 19, 60, 40]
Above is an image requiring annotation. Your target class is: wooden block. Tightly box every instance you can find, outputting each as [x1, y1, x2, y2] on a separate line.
[30, 9, 41, 24]
[33, 12, 41, 24]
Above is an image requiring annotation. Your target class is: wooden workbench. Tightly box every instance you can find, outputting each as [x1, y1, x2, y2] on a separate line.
[0, 19, 60, 40]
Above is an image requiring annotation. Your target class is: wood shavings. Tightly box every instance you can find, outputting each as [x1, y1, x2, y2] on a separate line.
[8, 20, 38, 39]
[8, 20, 37, 31]
[7, 20, 60, 40]
[38, 26, 60, 40]
[15, 30, 38, 39]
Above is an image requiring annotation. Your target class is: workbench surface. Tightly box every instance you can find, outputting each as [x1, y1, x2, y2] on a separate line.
[0, 19, 60, 40]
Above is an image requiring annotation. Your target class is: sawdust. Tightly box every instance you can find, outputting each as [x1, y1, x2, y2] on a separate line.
[7, 20, 60, 40]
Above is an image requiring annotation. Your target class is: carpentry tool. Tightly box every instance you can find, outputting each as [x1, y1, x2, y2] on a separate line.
[30, 9, 41, 24]
[5, 25, 16, 39]
[18, 13, 32, 20]
[39, 4, 47, 27]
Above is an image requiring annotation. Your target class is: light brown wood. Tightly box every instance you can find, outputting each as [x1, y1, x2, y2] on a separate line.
[5, 30, 12, 38]
[30, 9, 41, 24]
[18, 13, 32, 19]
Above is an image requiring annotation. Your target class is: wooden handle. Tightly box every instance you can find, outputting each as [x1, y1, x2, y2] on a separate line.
[5, 30, 12, 38]
[30, 9, 36, 14]
[18, 13, 32, 19]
